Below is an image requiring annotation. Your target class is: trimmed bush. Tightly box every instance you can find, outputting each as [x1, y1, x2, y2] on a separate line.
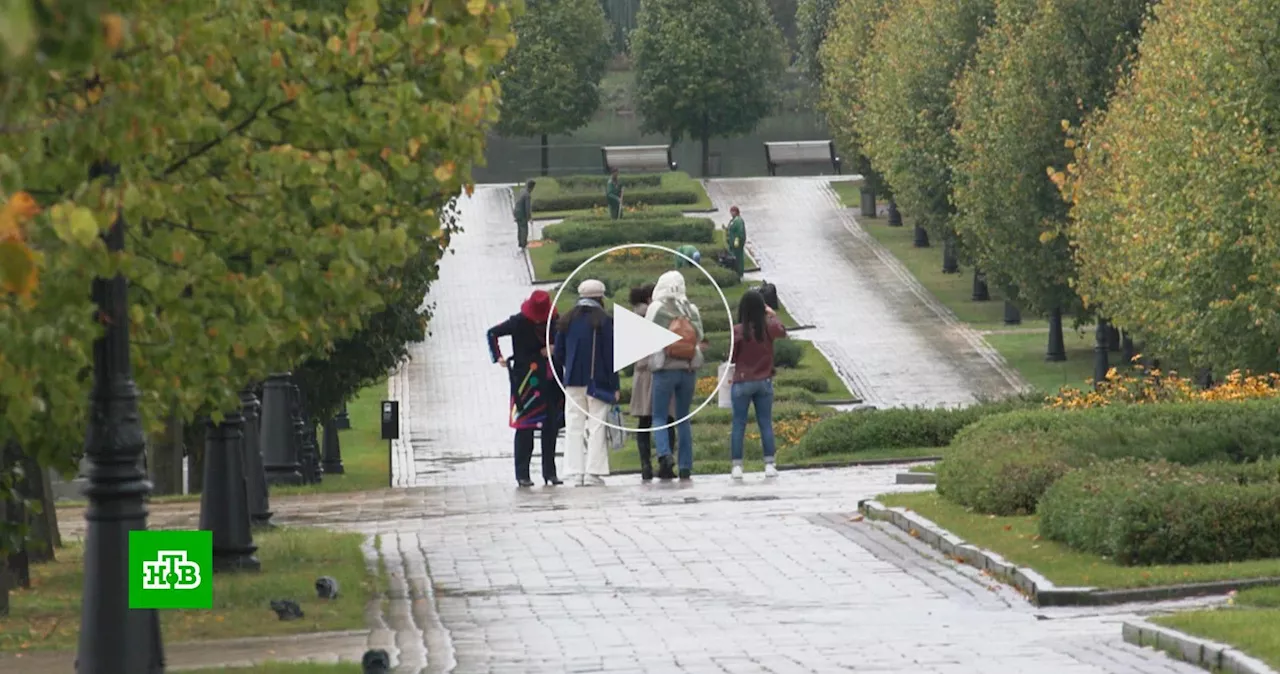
[937, 398, 1280, 515]
[796, 396, 1041, 459]
[774, 371, 830, 394]
[695, 401, 836, 425]
[775, 386, 818, 404]
[554, 173, 666, 191]
[562, 207, 686, 224]
[543, 217, 715, 252]
[773, 339, 804, 368]
[1037, 458, 1280, 565]
[534, 188, 699, 212]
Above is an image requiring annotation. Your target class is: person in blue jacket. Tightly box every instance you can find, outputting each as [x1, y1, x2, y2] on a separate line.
[553, 279, 619, 486]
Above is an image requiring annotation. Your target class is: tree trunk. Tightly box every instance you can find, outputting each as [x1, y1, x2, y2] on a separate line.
[149, 411, 184, 496]
[539, 133, 549, 177]
[859, 187, 876, 217]
[1046, 308, 1067, 362]
[19, 454, 55, 563]
[941, 233, 959, 274]
[1093, 319, 1111, 389]
[37, 467, 60, 551]
[185, 419, 205, 494]
[700, 136, 711, 178]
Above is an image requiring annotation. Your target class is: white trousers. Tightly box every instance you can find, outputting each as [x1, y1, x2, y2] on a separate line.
[563, 387, 611, 477]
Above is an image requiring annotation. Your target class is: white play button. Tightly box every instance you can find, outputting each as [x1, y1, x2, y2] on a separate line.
[612, 304, 683, 373]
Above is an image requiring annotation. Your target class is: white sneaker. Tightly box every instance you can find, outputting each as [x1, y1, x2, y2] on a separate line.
[731, 465, 744, 481]
[764, 463, 779, 478]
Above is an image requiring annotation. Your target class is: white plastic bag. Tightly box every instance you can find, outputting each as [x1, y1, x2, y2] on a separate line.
[718, 362, 735, 409]
[606, 405, 626, 451]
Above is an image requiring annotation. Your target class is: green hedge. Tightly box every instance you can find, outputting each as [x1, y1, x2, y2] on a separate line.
[937, 399, 1280, 516]
[774, 339, 803, 368]
[542, 218, 715, 252]
[1037, 458, 1280, 565]
[797, 396, 1041, 459]
[533, 188, 699, 213]
[554, 173, 666, 191]
[560, 207, 686, 224]
[775, 386, 818, 404]
[695, 401, 836, 425]
[774, 371, 830, 393]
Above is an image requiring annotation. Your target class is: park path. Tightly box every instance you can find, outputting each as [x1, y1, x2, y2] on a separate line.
[703, 177, 1026, 408]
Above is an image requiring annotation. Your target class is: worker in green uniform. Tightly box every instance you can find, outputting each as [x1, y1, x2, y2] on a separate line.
[513, 179, 535, 249]
[674, 244, 701, 269]
[606, 168, 623, 220]
[726, 205, 746, 278]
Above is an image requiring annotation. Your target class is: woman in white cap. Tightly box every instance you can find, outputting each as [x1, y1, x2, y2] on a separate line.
[553, 279, 619, 486]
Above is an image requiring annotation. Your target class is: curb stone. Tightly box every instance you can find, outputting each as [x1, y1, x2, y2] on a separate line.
[1122, 619, 1279, 674]
[895, 471, 936, 485]
[858, 499, 1280, 607]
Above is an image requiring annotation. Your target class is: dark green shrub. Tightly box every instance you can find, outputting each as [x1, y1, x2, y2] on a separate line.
[773, 339, 804, 368]
[550, 239, 713, 273]
[775, 386, 818, 404]
[534, 188, 699, 212]
[702, 331, 731, 362]
[553, 173, 667, 191]
[797, 396, 1041, 459]
[938, 398, 1280, 515]
[563, 207, 686, 224]
[774, 371, 830, 393]
[543, 217, 715, 252]
[696, 401, 836, 425]
[1037, 458, 1280, 565]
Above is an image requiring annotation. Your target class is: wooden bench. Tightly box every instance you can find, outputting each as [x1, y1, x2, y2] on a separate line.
[763, 140, 841, 176]
[601, 145, 677, 174]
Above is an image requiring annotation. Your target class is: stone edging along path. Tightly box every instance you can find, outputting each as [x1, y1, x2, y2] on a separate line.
[1122, 619, 1279, 674]
[858, 498, 1280, 608]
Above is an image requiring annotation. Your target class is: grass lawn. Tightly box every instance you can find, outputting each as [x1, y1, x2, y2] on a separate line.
[1154, 587, 1280, 669]
[183, 664, 361, 674]
[523, 172, 714, 219]
[853, 204, 1098, 393]
[0, 528, 376, 652]
[877, 491, 1280, 590]
[830, 181, 865, 209]
[907, 463, 937, 473]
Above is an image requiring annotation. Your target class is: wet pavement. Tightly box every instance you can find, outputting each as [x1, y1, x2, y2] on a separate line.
[703, 178, 1027, 408]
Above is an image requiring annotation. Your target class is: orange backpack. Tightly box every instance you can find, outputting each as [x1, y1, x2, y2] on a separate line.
[665, 315, 698, 360]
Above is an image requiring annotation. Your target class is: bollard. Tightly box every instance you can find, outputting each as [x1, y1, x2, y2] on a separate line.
[322, 419, 345, 474]
[971, 268, 989, 301]
[1106, 324, 1121, 352]
[1003, 301, 1022, 326]
[912, 223, 929, 247]
[336, 403, 351, 430]
[362, 649, 392, 674]
[1093, 320, 1110, 389]
[75, 195, 165, 674]
[941, 235, 959, 274]
[887, 199, 903, 227]
[261, 374, 304, 485]
[199, 413, 260, 572]
[239, 388, 274, 528]
[859, 187, 877, 218]
[1046, 308, 1067, 362]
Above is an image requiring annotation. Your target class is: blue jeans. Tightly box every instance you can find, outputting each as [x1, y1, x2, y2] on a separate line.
[730, 379, 776, 462]
[651, 369, 695, 471]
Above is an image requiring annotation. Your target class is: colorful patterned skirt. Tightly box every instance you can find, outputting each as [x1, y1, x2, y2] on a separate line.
[508, 357, 562, 430]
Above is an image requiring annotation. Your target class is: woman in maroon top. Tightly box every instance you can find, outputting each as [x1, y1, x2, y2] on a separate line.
[728, 289, 787, 480]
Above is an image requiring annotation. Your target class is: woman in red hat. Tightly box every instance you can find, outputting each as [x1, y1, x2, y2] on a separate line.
[487, 290, 564, 487]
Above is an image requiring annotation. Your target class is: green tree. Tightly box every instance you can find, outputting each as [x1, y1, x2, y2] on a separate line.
[796, 0, 838, 85]
[0, 0, 515, 544]
[856, 0, 994, 266]
[495, 0, 612, 175]
[816, 0, 891, 201]
[631, 0, 785, 176]
[1065, 0, 1280, 373]
[950, 0, 1149, 355]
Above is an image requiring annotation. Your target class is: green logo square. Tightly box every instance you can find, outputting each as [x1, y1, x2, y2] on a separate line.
[128, 530, 213, 609]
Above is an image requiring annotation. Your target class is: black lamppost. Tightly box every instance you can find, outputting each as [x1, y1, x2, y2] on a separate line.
[1120, 331, 1136, 368]
[971, 268, 989, 301]
[887, 200, 903, 227]
[76, 190, 165, 673]
[335, 403, 351, 430]
[1093, 319, 1110, 389]
[1046, 307, 1067, 362]
[941, 234, 959, 274]
[198, 412, 260, 572]
[322, 419, 345, 474]
[261, 373, 303, 485]
[238, 388, 273, 527]
[913, 222, 929, 247]
[1106, 325, 1121, 352]
[1003, 301, 1021, 325]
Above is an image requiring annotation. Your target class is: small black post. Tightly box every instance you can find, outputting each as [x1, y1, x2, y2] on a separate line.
[335, 403, 351, 430]
[859, 187, 877, 218]
[261, 373, 303, 485]
[941, 234, 959, 274]
[381, 400, 400, 488]
[1003, 301, 1022, 326]
[971, 268, 989, 301]
[322, 419, 345, 475]
[1093, 319, 1110, 389]
[1046, 307, 1067, 362]
[1196, 367, 1214, 390]
[887, 199, 903, 227]
[1106, 324, 1121, 352]
[289, 385, 314, 483]
[76, 191, 165, 674]
[913, 223, 930, 247]
[239, 388, 273, 528]
[198, 414, 260, 572]
[1120, 330, 1136, 368]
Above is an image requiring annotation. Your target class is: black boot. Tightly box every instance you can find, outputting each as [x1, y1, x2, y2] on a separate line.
[657, 455, 676, 481]
[678, 469, 691, 481]
[638, 435, 653, 481]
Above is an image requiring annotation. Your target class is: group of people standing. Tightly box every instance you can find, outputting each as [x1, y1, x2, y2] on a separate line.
[487, 205, 784, 486]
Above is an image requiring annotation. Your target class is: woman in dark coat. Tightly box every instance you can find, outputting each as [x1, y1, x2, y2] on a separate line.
[487, 289, 563, 487]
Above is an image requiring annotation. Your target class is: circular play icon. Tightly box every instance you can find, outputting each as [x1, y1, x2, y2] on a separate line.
[546, 243, 735, 434]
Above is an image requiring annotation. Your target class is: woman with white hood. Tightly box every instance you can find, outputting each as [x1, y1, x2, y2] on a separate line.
[644, 270, 705, 481]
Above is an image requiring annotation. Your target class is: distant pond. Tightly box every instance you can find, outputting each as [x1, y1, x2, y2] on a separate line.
[475, 111, 834, 183]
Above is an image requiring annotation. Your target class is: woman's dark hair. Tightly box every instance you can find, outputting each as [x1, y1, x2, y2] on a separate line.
[629, 284, 654, 307]
[738, 290, 767, 342]
[557, 300, 607, 333]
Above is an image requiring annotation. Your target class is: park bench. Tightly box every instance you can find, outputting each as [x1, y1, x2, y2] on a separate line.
[763, 140, 841, 176]
[601, 145, 677, 174]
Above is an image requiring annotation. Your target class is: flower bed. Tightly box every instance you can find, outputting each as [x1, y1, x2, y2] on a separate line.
[520, 172, 712, 217]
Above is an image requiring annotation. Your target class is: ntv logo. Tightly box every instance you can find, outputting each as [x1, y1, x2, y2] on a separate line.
[142, 550, 202, 590]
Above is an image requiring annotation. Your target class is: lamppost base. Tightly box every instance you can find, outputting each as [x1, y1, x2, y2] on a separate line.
[251, 512, 276, 529]
[322, 461, 346, 475]
[213, 550, 261, 573]
[265, 470, 304, 486]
